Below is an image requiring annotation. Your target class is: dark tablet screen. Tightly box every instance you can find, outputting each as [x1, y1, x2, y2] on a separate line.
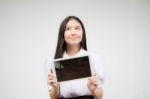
[54, 56, 92, 82]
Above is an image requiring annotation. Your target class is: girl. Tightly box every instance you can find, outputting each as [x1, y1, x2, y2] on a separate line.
[47, 16, 104, 99]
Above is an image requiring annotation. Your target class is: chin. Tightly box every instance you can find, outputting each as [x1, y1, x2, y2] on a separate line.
[68, 42, 80, 45]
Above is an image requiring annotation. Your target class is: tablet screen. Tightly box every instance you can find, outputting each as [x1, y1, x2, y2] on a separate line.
[54, 55, 92, 82]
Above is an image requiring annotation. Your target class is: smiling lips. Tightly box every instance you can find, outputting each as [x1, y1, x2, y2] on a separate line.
[70, 37, 78, 40]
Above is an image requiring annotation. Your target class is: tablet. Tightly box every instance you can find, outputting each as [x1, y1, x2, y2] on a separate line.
[53, 55, 93, 82]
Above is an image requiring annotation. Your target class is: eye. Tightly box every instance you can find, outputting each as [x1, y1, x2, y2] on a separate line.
[65, 27, 71, 31]
[75, 27, 81, 30]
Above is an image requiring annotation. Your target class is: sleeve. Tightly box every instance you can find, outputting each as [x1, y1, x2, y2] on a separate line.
[91, 54, 105, 89]
[43, 54, 54, 91]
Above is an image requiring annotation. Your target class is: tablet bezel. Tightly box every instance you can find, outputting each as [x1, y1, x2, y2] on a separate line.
[52, 54, 94, 83]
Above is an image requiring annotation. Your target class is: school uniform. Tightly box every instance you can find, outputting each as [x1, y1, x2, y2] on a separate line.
[45, 48, 105, 99]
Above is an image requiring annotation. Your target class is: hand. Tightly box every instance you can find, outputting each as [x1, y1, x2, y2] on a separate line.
[48, 69, 59, 89]
[48, 69, 60, 99]
[87, 74, 99, 93]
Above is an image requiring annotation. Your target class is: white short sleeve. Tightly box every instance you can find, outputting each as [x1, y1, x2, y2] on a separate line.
[90, 54, 105, 89]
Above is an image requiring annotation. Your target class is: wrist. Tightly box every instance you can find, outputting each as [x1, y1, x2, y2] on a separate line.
[52, 85, 59, 90]
[91, 88, 103, 99]
[51, 84, 60, 97]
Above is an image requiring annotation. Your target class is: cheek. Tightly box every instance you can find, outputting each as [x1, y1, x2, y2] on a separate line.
[79, 32, 83, 39]
[64, 32, 69, 41]
[64, 31, 70, 36]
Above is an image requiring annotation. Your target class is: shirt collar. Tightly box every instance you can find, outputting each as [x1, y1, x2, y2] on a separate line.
[63, 48, 87, 58]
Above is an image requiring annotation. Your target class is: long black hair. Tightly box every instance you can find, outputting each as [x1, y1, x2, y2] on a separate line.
[54, 16, 87, 59]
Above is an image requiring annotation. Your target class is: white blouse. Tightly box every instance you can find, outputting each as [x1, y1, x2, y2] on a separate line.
[45, 48, 105, 98]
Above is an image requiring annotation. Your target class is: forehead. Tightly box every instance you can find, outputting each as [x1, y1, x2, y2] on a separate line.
[66, 19, 81, 27]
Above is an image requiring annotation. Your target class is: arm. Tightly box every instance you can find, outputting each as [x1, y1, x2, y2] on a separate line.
[48, 69, 59, 99]
[49, 87, 59, 99]
[87, 75, 103, 99]
[91, 87, 103, 99]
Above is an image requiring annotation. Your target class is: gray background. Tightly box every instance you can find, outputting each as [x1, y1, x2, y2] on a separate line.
[0, 0, 150, 99]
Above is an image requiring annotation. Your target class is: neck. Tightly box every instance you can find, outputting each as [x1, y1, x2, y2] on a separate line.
[66, 45, 80, 56]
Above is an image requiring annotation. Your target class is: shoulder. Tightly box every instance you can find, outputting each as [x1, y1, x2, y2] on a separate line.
[87, 51, 103, 63]
[44, 52, 55, 70]
[80, 49, 103, 64]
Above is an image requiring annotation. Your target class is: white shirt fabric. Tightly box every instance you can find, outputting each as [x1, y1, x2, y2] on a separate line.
[45, 48, 105, 98]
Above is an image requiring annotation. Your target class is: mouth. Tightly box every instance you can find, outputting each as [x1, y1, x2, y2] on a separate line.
[70, 37, 78, 40]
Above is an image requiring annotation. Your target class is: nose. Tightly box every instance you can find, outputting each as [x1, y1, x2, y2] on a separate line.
[70, 29, 76, 35]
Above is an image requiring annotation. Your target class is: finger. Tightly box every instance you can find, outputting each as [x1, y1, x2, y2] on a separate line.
[91, 78, 99, 84]
[88, 78, 92, 85]
[92, 73, 96, 77]
[48, 71, 54, 76]
[50, 69, 53, 74]
[48, 80, 58, 88]
[92, 80, 98, 84]
[88, 77, 93, 83]
[48, 69, 55, 76]
[48, 76, 55, 80]
[48, 79, 57, 84]
[49, 69, 53, 74]
[48, 69, 52, 75]
[48, 73, 54, 77]
[48, 69, 54, 75]
[48, 79, 55, 85]
[90, 76, 97, 81]
[89, 79, 98, 86]
[90, 74, 96, 81]
[91, 80, 97, 84]
[89, 76, 96, 82]
[50, 69, 57, 78]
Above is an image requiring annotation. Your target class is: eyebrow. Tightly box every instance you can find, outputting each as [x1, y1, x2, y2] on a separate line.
[66, 25, 81, 28]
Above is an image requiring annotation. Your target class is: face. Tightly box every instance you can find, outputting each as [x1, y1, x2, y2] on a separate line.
[64, 19, 83, 46]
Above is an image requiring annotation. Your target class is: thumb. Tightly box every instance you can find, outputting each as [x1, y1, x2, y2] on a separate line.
[93, 73, 96, 77]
